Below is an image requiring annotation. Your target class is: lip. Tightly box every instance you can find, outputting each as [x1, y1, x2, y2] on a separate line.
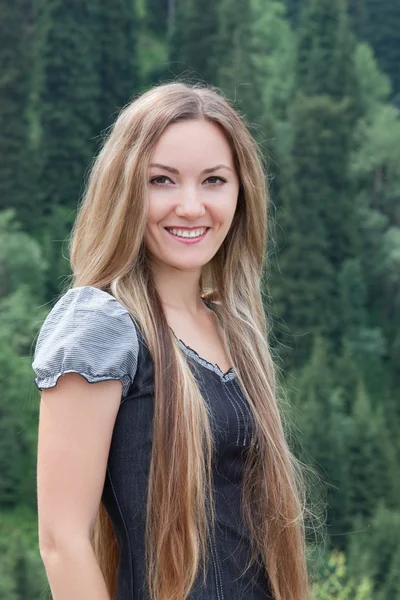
[163, 226, 210, 229]
[164, 227, 210, 245]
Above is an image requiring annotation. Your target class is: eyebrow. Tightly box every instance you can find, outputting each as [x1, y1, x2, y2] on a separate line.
[149, 163, 233, 175]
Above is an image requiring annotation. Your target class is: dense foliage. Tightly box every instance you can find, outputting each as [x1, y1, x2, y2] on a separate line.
[1, 0, 399, 597]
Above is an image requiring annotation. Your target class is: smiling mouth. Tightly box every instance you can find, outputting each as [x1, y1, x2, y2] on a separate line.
[164, 227, 210, 239]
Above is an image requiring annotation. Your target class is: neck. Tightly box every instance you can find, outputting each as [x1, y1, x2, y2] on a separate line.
[150, 259, 205, 316]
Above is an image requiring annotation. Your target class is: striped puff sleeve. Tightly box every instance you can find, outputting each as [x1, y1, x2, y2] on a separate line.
[32, 286, 139, 400]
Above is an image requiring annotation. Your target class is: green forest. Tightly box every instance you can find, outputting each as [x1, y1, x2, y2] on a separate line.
[1, 0, 400, 597]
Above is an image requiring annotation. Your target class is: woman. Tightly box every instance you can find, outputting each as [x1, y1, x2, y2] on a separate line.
[32, 82, 310, 600]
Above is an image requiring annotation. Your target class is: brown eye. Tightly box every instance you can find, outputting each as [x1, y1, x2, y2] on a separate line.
[204, 176, 226, 185]
[150, 175, 174, 185]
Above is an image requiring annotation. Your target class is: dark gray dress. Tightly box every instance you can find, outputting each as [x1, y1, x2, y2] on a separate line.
[32, 286, 273, 600]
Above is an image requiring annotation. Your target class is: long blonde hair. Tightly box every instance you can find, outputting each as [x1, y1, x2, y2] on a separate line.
[68, 82, 310, 600]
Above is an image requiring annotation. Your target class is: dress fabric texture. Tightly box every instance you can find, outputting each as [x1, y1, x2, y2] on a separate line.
[32, 286, 274, 600]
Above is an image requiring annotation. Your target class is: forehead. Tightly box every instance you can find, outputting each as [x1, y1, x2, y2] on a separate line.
[150, 119, 234, 168]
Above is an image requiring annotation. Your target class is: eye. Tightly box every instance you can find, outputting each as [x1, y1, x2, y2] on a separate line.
[149, 175, 174, 186]
[204, 176, 227, 185]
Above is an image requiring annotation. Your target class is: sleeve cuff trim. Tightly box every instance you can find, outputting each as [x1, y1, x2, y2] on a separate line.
[34, 371, 132, 400]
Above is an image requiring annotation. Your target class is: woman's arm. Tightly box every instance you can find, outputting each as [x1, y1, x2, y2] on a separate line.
[40, 539, 110, 600]
[37, 372, 122, 599]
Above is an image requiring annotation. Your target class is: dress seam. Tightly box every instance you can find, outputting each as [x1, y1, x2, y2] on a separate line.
[222, 380, 248, 447]
[232, 380, 254, 442]
[208, 536, 222, 600]
[107, 467, 134, 599]
[206, 497, 225, 600]
[221, 379, 241, 446]
[210, 528, 225, 600]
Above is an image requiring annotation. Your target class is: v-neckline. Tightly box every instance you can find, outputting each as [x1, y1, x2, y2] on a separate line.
[170, 329, 236, 381]
[168, 298, 236, 381]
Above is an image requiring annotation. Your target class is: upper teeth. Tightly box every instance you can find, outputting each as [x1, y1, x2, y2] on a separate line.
[168, 228, 207, 238]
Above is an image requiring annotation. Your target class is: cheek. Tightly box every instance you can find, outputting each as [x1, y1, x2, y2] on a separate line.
[212, 197, 238, 228]
[146, 195, 167, 225]
[144, 203, 161, 249]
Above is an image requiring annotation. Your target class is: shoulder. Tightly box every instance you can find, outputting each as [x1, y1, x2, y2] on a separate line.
[32, 286, 139, 399]
[34, 286, 138, 351]
[47, 285, 130, 317]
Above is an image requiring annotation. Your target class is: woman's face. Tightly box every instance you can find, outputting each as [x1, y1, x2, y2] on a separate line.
[144, 119, 240, 272]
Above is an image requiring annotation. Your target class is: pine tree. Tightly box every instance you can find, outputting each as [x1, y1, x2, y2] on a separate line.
[215, 0, 262, 126]
[283, 0, 303, 26]
[347, 381, 398, 519]
[170, 0, 268, 127]
[0, 0, 34, 230]
[338, 259, 368, 340]
[296, 0, 360, 107]
[294, 0, 362, 268]
[98, 0, 140, 131]
[271, 94, 339, 364]
[347, 504, 400, 595]
[36, 0, 101, 224]
[380, 545, 400, 600]
[36, 0, 140, 296]
[248, 0, 298, 268]
[270, 0, 363, 365]
[250, 0, 297, 124]
[292, 337, 352, 547]
[145, 0, 169, 36]
[13, 536, 30, 599]
[169, 0, 220, 84]
[337, 258, 387, 397]
[349, 0, 400, 102]
[0, 387, 21, 508]
[351, 41, 400, 399]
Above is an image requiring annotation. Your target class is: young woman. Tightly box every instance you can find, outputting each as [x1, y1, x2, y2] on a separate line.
[32, 82, 310, 600]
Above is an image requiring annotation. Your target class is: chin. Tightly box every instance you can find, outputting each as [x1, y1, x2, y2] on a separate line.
[148, 246, 218, 271]
[168, 259, 208, 271]
[157, 250, 211, 270]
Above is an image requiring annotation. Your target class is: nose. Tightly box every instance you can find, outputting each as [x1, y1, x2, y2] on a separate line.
[174, 186, 206, 219]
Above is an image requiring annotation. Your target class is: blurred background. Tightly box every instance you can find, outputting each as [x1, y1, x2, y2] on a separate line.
[1, 0, 400, 597]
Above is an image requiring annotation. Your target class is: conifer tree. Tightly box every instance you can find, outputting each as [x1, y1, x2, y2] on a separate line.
[169, 0, 220, 84]
[283, 0, 303, 26]
[13, 536, 30, 599]
[338, 259, 368, 341]
[296, 0, 360, 107]
[380, 546, 400, 600]
[271, 0, 362, 364]
[0, 387, 21, 508]
[0, 0, 34, 230]
[349, 0, 400, 101]
[347, 381, 398, 519]
[36, 0, 140, 295]
[170, 0, 267, 128]
[351, 41, 400, 398]
[215, 0, 262, 126]
[98, 0, 140, 131]
[272, 94, 339, 363]
[337, 258, 387, 395]
[250, 0, 297, 125]
[292, 337, 352, 546]
[294, 0, 361, 267]
[36, 0, 101, 223]
[145, 0, 169, 36]
[347, 505, 400, 595]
